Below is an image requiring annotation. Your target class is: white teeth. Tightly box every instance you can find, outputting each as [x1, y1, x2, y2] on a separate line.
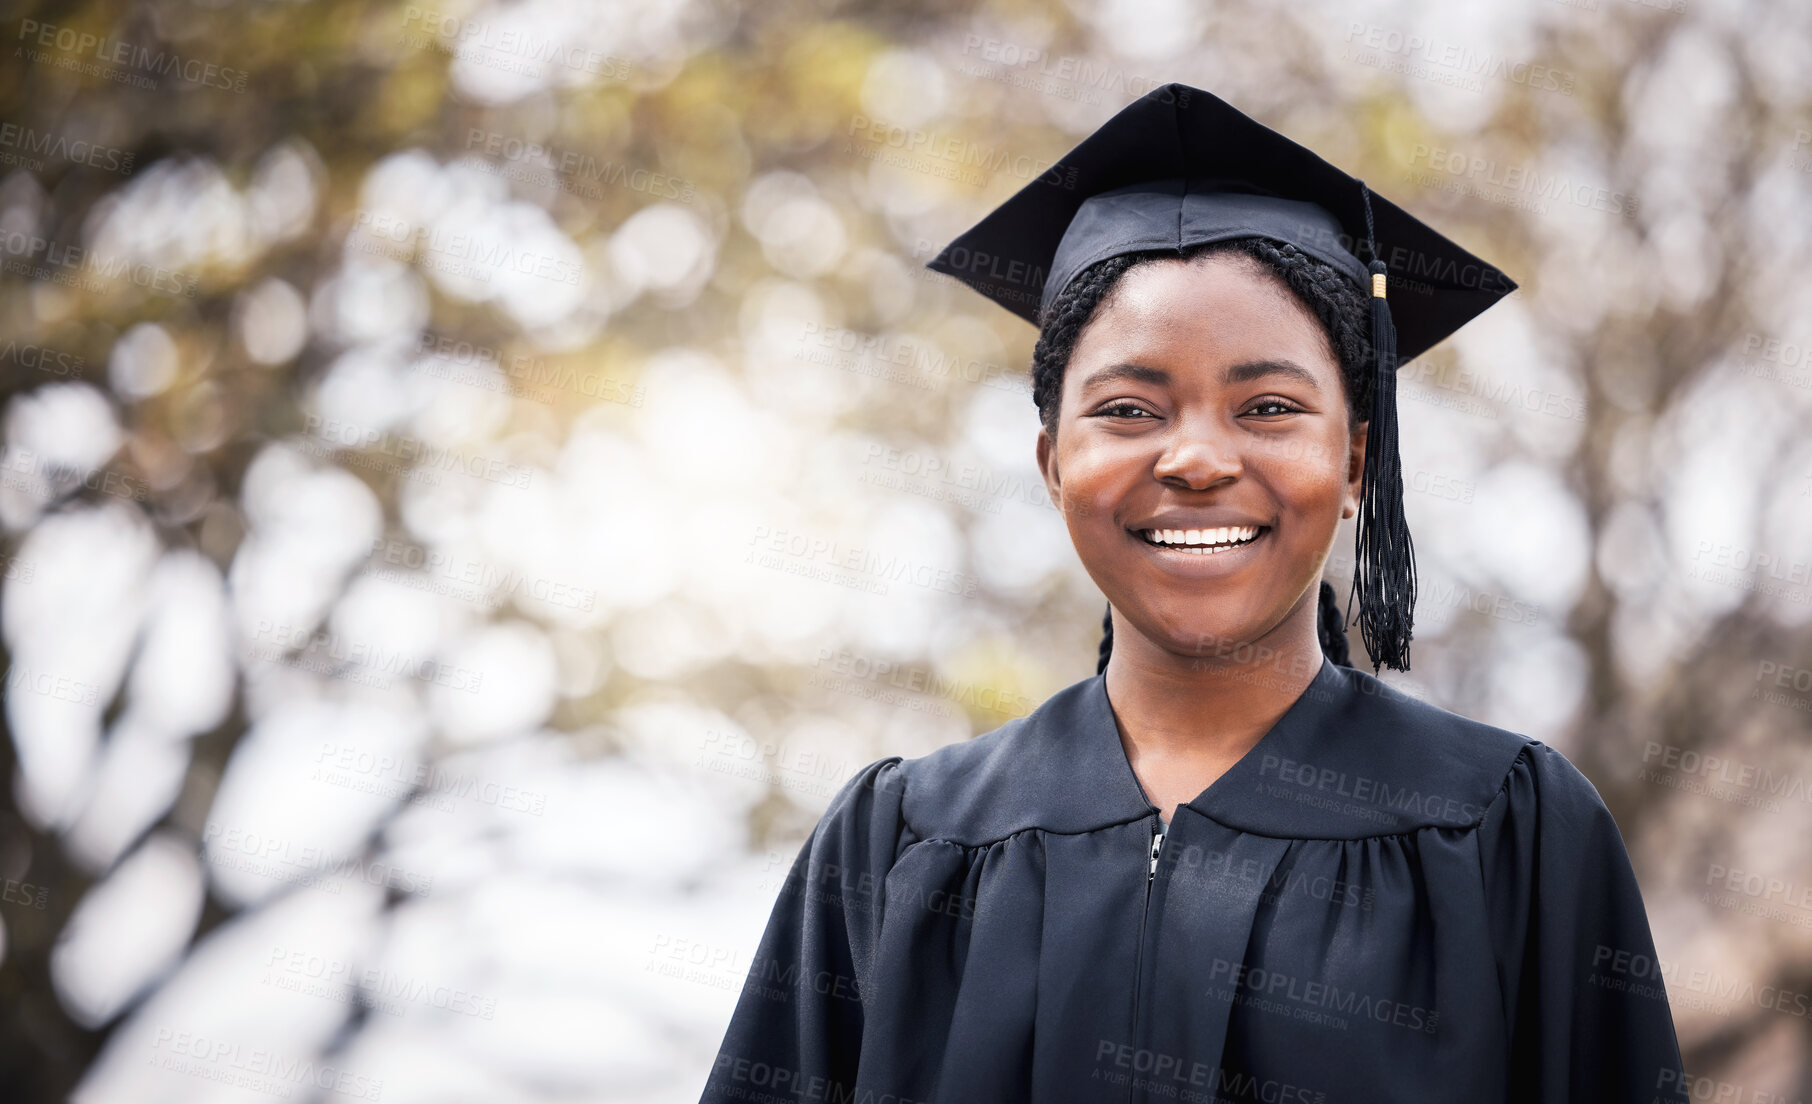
[1140, 525, 1263, 553]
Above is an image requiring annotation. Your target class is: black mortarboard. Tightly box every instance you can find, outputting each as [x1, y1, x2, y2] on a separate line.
[926, 83, 1518, 673]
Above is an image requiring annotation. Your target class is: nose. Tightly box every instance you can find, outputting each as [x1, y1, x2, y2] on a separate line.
[1150, 415, 1242, 490]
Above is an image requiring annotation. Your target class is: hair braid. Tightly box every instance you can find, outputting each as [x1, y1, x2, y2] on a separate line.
[1096, 603, 1114, 677]
[1031, 240, 1371, 676]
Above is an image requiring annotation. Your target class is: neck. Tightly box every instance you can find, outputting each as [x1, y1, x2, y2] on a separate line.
[1102, 591, 1327, 767]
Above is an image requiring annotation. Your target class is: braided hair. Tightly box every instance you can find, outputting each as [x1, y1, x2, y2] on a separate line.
[1031, 239, 1370, 676]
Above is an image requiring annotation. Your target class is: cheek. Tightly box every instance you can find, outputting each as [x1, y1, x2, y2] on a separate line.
[1054, 447, 1139, 528]
[1258, 425, 1352, 492]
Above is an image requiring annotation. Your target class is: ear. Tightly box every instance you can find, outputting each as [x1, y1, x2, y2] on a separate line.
[1036, 425, 1061, 509]
[1342, 419, 1368, 520]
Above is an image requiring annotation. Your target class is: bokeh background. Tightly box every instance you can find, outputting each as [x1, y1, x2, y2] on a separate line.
[1, 0, 1810, 1100]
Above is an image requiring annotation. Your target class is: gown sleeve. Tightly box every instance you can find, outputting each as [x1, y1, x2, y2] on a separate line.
[1478, 741, 1689, 1103]
[699, 755, 908, 1104]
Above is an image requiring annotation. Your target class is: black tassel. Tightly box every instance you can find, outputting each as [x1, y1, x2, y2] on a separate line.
[1341, 181, 1416, 673]
[1345, 253, 1417, 672]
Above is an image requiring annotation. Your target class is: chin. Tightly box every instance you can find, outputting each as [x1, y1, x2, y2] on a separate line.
[1121, 602, 1279, 662]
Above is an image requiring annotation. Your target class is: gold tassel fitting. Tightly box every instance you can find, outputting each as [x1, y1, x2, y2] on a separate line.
[1371, 272, 1387, 299]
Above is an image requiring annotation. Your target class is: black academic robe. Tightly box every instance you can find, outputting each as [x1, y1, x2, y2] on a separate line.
[699, 654, 1688, 1104]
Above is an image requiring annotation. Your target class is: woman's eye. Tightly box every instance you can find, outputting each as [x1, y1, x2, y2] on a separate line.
[1095, 402, 1154, 419]
[1245, 399, 1302, 417]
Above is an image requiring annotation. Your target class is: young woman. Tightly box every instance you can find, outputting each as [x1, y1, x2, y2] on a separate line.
[701, 84, 1686, 1104]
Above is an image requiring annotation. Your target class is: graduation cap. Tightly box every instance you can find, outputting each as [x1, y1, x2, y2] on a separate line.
[926, 83, 1517, 673]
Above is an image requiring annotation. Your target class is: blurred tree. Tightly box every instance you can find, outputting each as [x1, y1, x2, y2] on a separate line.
[0, 0, 1808, 1101]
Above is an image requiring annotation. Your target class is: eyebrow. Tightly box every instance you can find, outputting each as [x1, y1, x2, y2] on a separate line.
[1078, 359, 1324, 395]
[1224, 359, 1324, 394]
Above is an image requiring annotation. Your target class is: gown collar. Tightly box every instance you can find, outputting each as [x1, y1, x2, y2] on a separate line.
[898, 647, 1527, 843]
[1087, 652, 1351, 828]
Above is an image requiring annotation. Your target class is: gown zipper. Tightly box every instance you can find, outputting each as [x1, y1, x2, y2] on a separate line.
[1126, 814, 1163, 1103]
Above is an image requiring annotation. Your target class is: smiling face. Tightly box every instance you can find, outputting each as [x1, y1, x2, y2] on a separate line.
[1036, 249, 1368, 664]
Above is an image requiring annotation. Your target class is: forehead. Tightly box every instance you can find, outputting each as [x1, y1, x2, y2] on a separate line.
[1070, 251, 1339, 371]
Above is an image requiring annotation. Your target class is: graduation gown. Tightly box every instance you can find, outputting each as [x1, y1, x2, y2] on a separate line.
[700, 654, 1688, 1104]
